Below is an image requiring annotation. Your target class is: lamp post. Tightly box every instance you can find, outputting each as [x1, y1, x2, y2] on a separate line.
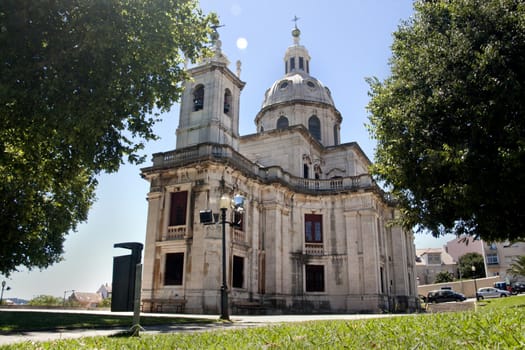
[219, 194, 231, 320]
[63, 289, 75, 306]
[1, 281, 11, 305]
[471, 265, 478, 300]
[200, 193, 245, 320]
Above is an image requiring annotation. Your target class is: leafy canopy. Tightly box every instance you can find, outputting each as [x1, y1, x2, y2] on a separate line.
[458, 252, 485, 279]
[507, 255, 525, 278]
[367, 0, 525, 241]
[0, 0, 217, 276]
[434, 270, 454, 283]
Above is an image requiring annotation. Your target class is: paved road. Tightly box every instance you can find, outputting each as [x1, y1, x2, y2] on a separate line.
[0, 310, 400, 346]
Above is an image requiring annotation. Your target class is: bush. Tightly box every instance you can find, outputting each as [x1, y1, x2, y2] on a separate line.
[28, 295, 63, 306]
[434, 271, 454, 283]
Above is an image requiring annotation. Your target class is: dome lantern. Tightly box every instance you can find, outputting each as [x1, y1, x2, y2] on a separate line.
[284, 18, 310, 75]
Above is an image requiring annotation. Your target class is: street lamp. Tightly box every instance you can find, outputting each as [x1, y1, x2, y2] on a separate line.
[63, 289, 75, 306]
[219, 194, 231, 320]
[200, 193, 245, 320]
[471, 266, 478, 300]
[1, 280, 11, 305]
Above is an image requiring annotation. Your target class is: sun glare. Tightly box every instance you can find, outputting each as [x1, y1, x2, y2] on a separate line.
[236, 37, 248, 50]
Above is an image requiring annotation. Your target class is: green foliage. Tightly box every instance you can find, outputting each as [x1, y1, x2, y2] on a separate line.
[434, 270, 454, 283]
[0, 0, 217, 276]
[507, 255, 525, 277]
[98, 297, 111, 308]
[27, 295, 63, 306]
[367, 0, 525, 242]
[2, 300, 524, 349]
[458, 252, 485, 279]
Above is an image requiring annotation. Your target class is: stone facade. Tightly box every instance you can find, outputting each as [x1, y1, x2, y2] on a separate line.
[140, 27, 417, 314]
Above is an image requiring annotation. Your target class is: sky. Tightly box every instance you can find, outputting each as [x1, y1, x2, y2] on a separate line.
[2, 0, 456, 300]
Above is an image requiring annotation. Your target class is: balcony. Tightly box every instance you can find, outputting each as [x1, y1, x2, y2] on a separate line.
[305, 243, 324, 255]
[162, 226, 186, 241]
[233, 229, 245, 244]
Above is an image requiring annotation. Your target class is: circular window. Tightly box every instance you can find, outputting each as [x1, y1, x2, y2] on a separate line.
[279, 81, 289, 89]
[307, 81, 316, 89]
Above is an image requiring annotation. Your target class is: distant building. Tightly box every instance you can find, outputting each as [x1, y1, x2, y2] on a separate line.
[415, 248, 456, 285]
[69, 292, 102, 308]
[97, 283, 112, 299]
[445, 237, 525, 280]
[443, 236, 482, 262]
[139, 25, 417, 314]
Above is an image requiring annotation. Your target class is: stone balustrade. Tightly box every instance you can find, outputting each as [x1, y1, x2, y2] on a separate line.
[146, 143, 386, 197]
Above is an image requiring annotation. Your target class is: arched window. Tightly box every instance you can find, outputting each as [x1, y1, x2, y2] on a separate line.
[223, 88, 232, 115]
[308, 115, 321, 141]
[193, 84, 204, 111]
[276, 116, 289, 129]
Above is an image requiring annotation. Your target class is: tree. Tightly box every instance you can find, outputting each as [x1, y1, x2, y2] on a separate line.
[457, 252, 485, 279]
[507, 255, 525, 278]
[434, 271, 454, 283]
[28, 295, 63, 306]
[367, 0, 525, 241]
[0, 1, 217, 276]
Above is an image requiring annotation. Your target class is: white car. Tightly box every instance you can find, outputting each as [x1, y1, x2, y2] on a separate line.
[476, 287, 511, 300]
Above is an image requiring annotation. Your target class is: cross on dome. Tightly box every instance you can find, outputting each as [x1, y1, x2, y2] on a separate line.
[291, 15, 301, 44]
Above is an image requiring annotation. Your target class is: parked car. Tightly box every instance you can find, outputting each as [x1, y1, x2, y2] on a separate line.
[476, 287, 511, 300]
[494, 281, 517, 295]
[511, 282, 525, 294]
[427, 289, 466, 303]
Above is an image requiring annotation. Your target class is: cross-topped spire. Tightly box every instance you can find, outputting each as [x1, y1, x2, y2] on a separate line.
[291, 16, 301, 44]
[292, 15, 300, 29]
[211, 23, 225, 32]
[208, 22, 229, 65]
[210, 23, 225, 43]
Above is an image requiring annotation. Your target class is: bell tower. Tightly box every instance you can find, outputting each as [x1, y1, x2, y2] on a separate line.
[176, 28, 245, 151]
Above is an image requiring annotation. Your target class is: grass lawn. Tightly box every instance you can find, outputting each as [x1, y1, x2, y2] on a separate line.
[0, 311, 215, 333]
[1, 297, 524, 349]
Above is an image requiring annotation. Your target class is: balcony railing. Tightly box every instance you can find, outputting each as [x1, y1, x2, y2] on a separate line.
[144, 143, 392, 200]
[305, 243, 324, 255]
[163, 226, 186, 241]
[233, 229, 245, 243]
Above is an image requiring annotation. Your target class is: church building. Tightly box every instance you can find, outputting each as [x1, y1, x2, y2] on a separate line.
[140, 25, 417, 314]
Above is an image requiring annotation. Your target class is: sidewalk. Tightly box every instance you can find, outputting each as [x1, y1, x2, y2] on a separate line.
[0, 311, 397, 346]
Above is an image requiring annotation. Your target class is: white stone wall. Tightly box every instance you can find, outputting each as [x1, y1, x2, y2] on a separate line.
[141, 161, 417, 314]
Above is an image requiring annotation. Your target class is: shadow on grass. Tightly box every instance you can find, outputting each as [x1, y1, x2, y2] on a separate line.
[0, 310, 216, 334]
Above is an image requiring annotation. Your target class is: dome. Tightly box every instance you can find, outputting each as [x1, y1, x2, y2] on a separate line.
[261, 72, 335, 109]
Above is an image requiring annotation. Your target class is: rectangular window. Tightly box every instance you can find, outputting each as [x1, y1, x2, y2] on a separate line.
[380, 267, 385, 294]
[169, 191, 188, 226]
[305, 214, 323, 243]
[305, 265, 324, 292]
[232, 256, 244, 288]
[303, 164, 309, 179]
[165, 253, 184, 285]
[290, 57, 295, 70]
[427, 253, 441, 265]
[486, 254, 499, 265]
[299, 57, 304, 70]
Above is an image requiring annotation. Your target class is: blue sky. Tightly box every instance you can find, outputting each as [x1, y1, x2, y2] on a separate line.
[3, 0, 455, 300]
